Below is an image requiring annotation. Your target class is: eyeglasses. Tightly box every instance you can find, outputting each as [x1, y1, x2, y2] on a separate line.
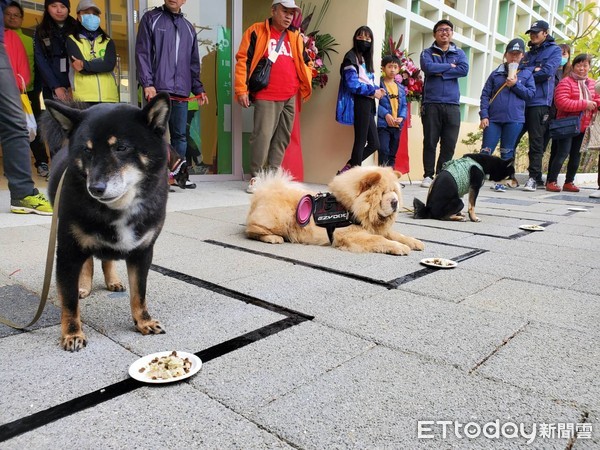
[436, 27, 453, 34]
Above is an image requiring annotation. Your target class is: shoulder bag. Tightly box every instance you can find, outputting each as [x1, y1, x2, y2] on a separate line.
[549, 114, 581, 140]
[248, 31, 286, 93]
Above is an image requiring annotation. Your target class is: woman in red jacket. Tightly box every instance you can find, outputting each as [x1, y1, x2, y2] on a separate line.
[546, 53, 600, 192]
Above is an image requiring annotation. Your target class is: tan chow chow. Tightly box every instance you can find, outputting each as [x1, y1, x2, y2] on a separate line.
[246, 167, 424, 255]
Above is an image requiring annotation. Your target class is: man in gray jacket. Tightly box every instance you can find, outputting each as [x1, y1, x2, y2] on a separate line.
[136, 0, 208, 188]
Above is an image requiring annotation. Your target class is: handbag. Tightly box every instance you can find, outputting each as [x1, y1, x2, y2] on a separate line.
[18, 75, 37, 142]
[581, 112, 600, 152]
[549, 115, 580, 140]
[247, 32, 286, 93]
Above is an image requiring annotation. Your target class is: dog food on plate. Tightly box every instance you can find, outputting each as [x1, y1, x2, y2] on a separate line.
[139, 351, 192, 380]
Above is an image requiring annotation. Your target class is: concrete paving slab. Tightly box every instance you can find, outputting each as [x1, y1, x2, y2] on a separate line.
[161, 211, 246, 240]
[0, 325, 136, 423]
[76, 270, 285, 356]
[7, 383, 292, 449]
[226, 267, 526, 370]
[570, 268, 600, 295]
[0, 284, 60, 337]
[252, 345, 582, 449]
[573, 410, 599, 449]
[474, 323, 600, 410]
[193, 321, 375, 415]
[462, 279, 600, 334]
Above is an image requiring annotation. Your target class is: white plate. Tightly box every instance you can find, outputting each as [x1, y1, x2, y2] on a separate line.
[568, 207, 588, 212]
[420, 258, 457, 269]
[519, 224, 545, 231]
[129, 351, 202, 384]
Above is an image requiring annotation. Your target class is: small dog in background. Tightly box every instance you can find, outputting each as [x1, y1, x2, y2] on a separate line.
[413, 153, 517, 222]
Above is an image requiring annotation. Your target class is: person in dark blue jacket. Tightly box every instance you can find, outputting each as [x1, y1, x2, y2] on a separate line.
[377, 55, 407, 167]
[33, 0, 78, 103]
[335, 26, 386, 174]
[136, 0, 208, 177]
[419, 19, 469, 188]
[479, 38, 535, 191]
[519, 20, 562, 192]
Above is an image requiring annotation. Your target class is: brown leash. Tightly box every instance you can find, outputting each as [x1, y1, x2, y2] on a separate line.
[0, 169, 66, 329]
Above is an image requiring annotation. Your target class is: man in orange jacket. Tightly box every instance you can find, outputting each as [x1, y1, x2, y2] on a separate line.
[235, 0, 312, 193]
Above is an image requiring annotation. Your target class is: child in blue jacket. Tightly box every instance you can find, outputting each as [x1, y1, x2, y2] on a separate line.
[377, 55, 407, 167]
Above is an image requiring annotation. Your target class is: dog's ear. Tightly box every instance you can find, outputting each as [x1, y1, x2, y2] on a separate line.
[143, 92, 171, 136]
[393, 170, 402, 179]
[44, 99, 84, 135]
[359, 172, 382, 193]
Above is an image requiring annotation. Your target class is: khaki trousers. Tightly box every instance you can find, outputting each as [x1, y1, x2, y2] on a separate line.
[250, 96, 296, 177]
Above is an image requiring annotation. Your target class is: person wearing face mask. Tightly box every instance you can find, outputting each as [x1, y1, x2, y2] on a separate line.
[335, 25, 386, 174]
[66, 0, 118, 104]
[419, 20, 469, 188]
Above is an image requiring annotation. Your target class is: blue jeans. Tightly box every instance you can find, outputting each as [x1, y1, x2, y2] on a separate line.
[378, 126, 400, 166]
[169, 99, 189, 159]
[0, 45, 35, 200]
[481, 121, 524, 160]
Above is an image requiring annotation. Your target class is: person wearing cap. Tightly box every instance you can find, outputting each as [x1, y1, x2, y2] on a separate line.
[519, 19, 562, 192]
[66, 0, 118, 104]
[34, 0, 78, 105]
[0, 0, 53, 215]
[4, 1, 51, 179]
[234, 0, 313, 193]
[135, 0, 208, 173]
[419, 19, 469, 188]
[478, 38, 535, 191]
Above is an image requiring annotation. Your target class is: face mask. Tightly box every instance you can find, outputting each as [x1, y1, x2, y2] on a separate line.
[561, 57, 568, 66]
[356, 40, 371, 54]
[81, 14, 100, 32]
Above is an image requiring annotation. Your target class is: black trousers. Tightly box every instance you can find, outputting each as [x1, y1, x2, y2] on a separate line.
[524, 105, 549, 180]
[348, 95, 379, 166]
[421, 103, 460, 178]
[27, 89, 49, 166]
[547, 132, 584, 184]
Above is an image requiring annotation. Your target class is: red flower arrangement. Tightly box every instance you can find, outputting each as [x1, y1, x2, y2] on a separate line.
[292, 1, 338, 89]
[383, 34, 423, 102]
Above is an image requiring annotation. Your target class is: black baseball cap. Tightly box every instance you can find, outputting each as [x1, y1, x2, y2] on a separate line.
[526, 20, 549, 34]
[506, 38, 525, 53]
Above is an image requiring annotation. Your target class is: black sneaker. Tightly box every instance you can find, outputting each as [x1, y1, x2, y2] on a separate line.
[184, 180, 197, 189]
[536, 179, 545, 187]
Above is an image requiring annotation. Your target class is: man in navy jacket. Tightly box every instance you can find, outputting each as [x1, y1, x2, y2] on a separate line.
[520, 20, 562, 191]
[135, 0, 208, 178]
[419, 19, 469, 188]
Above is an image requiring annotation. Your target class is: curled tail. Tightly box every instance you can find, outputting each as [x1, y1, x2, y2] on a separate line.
[413, 198, 431, 219]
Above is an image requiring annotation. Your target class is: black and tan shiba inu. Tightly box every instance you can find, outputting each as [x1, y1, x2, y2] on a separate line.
[44, 93, 171, 351]
[413, 153, 517, 222]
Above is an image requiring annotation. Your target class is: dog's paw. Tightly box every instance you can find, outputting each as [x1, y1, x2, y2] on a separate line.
[259, 235, 284, 244]
[135, 319, 165, 335]
[387, 242, 411, 256]
[107, 281, 126, 292]
[61, 333, 87, 352]
[405, 237, 425, 251]
[78, 288, 91, 299]
[469, 215, 482, 222]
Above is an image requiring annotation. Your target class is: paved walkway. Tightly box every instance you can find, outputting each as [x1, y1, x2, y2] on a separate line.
[0, 177, 599, 449]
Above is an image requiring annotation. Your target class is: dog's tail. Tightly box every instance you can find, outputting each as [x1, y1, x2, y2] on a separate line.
[413, 198, 431, 219]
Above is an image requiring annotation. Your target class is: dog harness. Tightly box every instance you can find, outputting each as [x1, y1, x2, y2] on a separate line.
[442, 157, 485, 197]
[296, 193, 360, 244]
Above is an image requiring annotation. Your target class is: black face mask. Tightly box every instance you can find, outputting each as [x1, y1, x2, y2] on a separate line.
[356, 40, 371, 54]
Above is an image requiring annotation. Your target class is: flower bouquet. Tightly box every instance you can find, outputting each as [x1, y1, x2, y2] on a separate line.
[383, 34, 423, 102]
[293, 1, 338, 89]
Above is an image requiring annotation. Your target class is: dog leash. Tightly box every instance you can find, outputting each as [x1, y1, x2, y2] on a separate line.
[0, 169, 67, 329]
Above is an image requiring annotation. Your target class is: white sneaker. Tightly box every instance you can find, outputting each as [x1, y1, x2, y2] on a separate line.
[522, 178, 537, 192]
[421, 176, 433, 188]
[246, 177, 258, 194]
[590, 190, 600, 198]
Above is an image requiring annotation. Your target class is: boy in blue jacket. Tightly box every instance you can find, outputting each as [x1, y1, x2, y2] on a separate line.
[377, 55, 407, 167]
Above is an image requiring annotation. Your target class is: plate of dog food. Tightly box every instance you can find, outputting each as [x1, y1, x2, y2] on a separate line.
[420, 258, 457, 269]
[519, 224, 545, 232]
[129, 350, 202, 384]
